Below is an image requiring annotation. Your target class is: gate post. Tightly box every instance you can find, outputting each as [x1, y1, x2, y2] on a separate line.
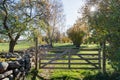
[102, 41, 106, 73]
[68, 50, 71, 69]
[98, 48, 101, 71]
[39, 53, 41, 69]
[35, 37, 38, 70]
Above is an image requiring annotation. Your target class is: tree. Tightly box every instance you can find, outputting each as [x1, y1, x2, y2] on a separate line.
[53, 29, 61, 43]
[45, 0, 65, 47]
[82, 0, 120, 46]
[67, 20, 86, 48]
[0, 0, 49, 53]
[82, 0, 120, 71]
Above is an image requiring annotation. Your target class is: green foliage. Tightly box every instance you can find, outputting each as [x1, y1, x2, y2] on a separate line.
[83, 72, 109, 80]
[83, 0, 120, 72]
[61, 36, 71, 43]
[107, 48, 120, 71]
[0, 0, 50, 52]
[67, 25, 86, 48]
[109, 72, 120, 80]
[84, 0, 120, 43]
[83, 72, 120, 80]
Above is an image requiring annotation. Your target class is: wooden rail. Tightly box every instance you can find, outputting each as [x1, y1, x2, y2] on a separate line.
[39, 48, 101, 69]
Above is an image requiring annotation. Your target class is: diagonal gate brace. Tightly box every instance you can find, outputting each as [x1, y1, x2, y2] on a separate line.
[77, 54, 99, 68]
[41, 49, 69, 68]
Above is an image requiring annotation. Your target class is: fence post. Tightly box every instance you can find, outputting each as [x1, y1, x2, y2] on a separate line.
[98, 48, 101, 71]
[68, 50, 71, 69]
[39, 53, 41, 69]
[102, 41, 106, 73]
[35, 37, 38, 70]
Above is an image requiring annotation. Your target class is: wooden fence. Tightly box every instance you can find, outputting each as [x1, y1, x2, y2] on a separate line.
[39, 48, 101, 69]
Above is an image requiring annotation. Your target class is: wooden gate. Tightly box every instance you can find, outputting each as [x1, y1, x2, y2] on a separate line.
[39, 48, 101, 69]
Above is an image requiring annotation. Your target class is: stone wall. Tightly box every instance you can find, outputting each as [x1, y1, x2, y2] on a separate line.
[0, 53, 31, 80]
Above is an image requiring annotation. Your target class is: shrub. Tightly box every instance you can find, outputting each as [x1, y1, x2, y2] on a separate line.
[107, 48, 120, 72]
[83, 72, 120, 80]
[67, 26, 86, 48]
[61, 37, 71, 43]
[83, 72, 109, 80]
[109, 72, 120, 80]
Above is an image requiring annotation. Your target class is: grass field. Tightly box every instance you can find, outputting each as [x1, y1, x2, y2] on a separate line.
[53, 43, 99, 49]
[0, 41, 34, 52]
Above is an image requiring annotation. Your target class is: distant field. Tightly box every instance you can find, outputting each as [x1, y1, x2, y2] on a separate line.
[53, 43, 99, 49]
[0, 42, 99, 52]
[0, 41, 34, 52]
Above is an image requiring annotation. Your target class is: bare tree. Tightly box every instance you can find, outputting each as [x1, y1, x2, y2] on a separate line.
[45, 0, 65, 47]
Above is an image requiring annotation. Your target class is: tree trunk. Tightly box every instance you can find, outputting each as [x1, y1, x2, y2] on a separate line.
[9, 40, 16, 53]
[50, 38, 53, 48]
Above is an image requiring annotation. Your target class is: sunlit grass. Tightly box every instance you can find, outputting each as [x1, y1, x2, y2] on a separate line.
[0, 41, 34, 52]
[0, 43, 9, 52]
[53, 43, 99, 49]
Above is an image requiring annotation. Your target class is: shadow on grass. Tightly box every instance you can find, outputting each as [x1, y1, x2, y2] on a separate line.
[53, 44, 88, 49]
[54, 44, 88, 49]
[31, 69, 44, 80]
[54, 44, 76, 48]
[50, 75, 81, 80]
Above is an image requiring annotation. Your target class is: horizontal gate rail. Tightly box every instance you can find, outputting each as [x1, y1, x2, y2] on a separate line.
[40, 53, 99, 56]
[49, 48, 99, 51]
[70, 54, 98, 56]
[79, 49, 99, 51]
[40, 62, 99, 65]
[41, 58, 99, 60]
[41, 67, 99, 69]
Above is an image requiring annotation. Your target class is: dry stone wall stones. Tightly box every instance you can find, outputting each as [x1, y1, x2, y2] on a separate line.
[8, 74, 14, 80]
[0, 62, 9, 73]
[8, 61, 21, 70]
[13, 69, 19, 77]
[0, 70, 13, 79]
[0, 51, 31, 80]
[2, 78, 9, 80]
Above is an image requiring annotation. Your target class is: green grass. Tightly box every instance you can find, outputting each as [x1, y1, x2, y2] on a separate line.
[50, 70, 82, 79]
[27, 69, 99, 80]
[0, 41, 34, 52]
[53, 43, 99, 49]
[0, 43, 9, 52]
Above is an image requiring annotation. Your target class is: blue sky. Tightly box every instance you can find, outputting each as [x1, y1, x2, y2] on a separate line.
[62, 0, 85, 29]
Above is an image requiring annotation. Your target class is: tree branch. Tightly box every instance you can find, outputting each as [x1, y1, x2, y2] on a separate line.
[2, 0, 13, 40]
